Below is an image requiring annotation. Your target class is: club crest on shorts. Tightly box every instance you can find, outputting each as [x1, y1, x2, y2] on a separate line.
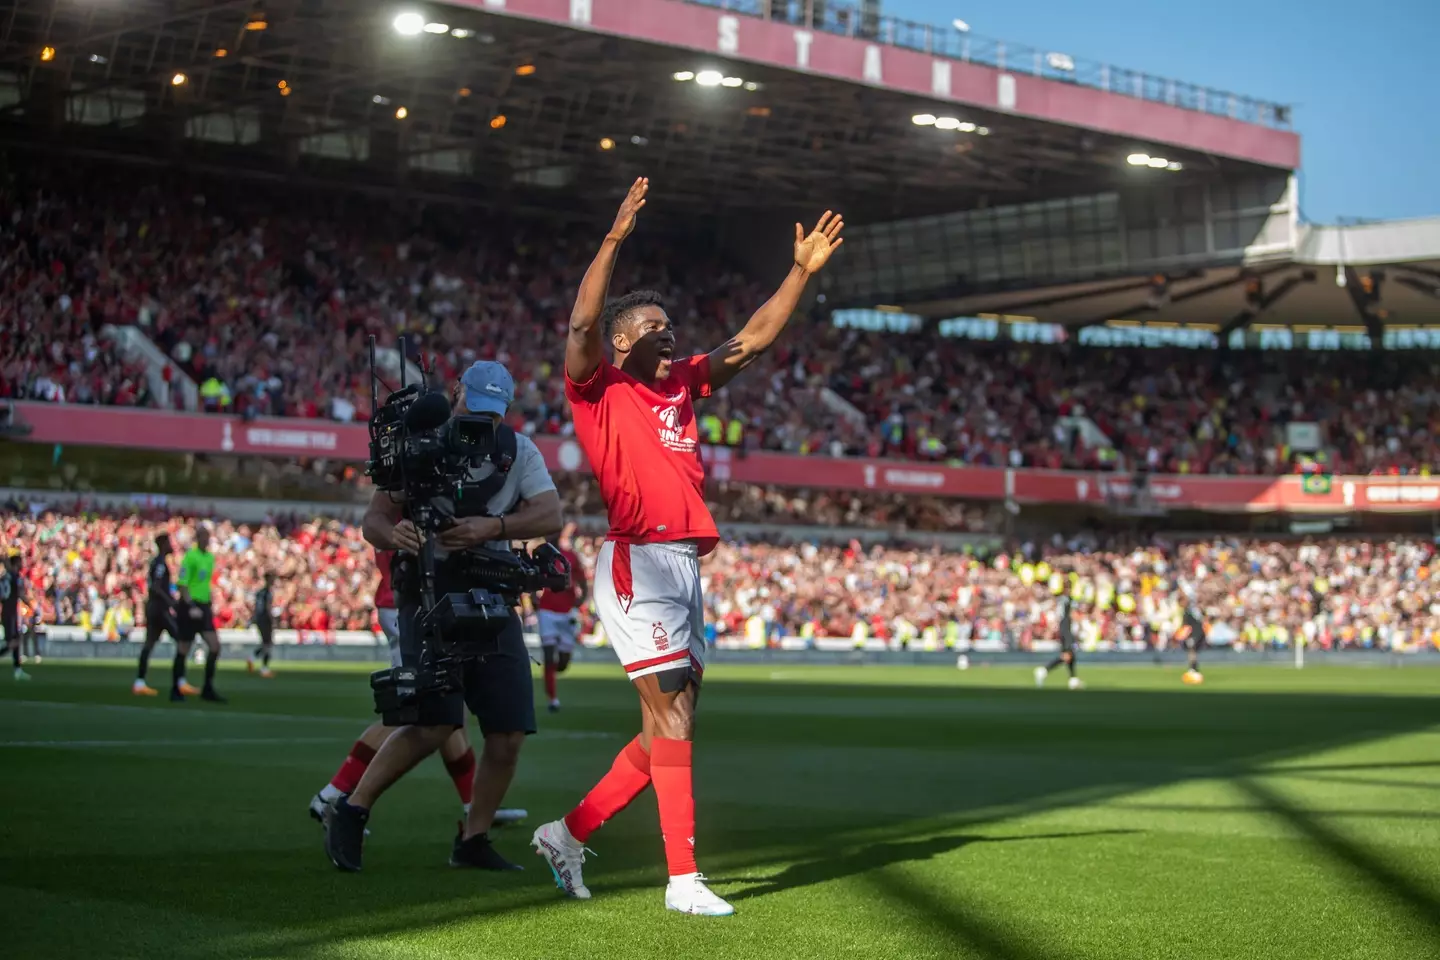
[652, 622, 670, 651]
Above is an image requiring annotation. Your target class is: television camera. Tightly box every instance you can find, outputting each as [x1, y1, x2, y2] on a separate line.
[362, 338, 569, 724]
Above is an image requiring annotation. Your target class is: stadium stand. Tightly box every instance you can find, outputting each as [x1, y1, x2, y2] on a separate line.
[0, 507, 377, 634]
[4, 505, 1435, 652]
[3, 167, 1437, 478]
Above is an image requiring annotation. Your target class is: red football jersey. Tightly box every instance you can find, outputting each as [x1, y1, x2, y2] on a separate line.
[536, 547, 583, 613]
[374, 549, 395, 610]
[566, 356, 719, 555]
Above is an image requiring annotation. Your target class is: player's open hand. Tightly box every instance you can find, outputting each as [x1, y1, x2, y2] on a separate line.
[606, 177, 648, 243]
[794, 210, 845, 274]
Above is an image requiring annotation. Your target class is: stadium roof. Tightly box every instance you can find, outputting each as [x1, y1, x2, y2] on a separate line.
[898, 216, 1440, 333]
[0, 0, 1299, 224]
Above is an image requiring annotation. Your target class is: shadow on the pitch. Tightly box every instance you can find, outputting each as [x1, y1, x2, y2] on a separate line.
[723, 829, 1137, 902]
[1098, 801, 1438, 821]
[1263, 771, 1440, 792]
[864, 864, 1063, 960]
[1261, 759, 1440, 775]
[1235, 778, 1440, 942]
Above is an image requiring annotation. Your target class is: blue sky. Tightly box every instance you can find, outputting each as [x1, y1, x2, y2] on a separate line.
[890, 0, 1439, 224]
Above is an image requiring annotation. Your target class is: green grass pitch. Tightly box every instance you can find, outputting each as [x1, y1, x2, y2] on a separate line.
[2, 660, 1438, 960]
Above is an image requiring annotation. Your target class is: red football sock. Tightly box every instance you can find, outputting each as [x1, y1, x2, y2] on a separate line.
[650, 737, 697, 877]
[563, 735, 651, 842]
[544, 662, 558, 701]
[330, 740, 377, 794]
[444, 748, 476, 806]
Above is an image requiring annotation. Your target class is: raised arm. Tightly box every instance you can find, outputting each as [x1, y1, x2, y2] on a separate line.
[566, 177, 649, 384]
[707, 211, 844, 391]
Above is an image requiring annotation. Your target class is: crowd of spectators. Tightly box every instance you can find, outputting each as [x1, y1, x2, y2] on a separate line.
[680, 534, 1440, 653]
[1, 507, 375, 635]
[4, 162, 1439, 477]
[4, 503, 1436, 654]
[556, 474, 999, 534]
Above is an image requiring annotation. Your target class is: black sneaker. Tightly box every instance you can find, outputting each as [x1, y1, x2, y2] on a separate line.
[449, 824, 522, 871]
[201, 686, 227, 703]
[169, 688, 186, 702]
[324, 799, 368, 872]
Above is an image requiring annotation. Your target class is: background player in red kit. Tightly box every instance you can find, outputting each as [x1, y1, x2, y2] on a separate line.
[531, 178, 844, 915]
[535, 527, 589, 713]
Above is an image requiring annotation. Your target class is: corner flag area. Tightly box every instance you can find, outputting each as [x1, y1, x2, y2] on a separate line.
[2, 662, 1437, 960]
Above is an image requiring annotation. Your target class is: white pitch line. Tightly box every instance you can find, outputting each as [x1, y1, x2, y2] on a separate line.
[0, 701, 616, 741]
[2, 699, 358, 725]
[0, 736, 342, 748]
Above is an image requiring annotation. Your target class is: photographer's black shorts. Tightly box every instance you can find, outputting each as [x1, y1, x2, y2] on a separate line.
[396, 605, 536, 736]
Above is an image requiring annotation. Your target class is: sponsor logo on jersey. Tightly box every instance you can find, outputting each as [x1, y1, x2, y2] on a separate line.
[652, 403, 697, 454]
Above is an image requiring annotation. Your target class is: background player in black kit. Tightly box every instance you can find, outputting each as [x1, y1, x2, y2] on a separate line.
[1178, 602, 1207, 685]
[1034, 592, 1084, 690]
[248, 573, 277, 678]
[3, 549, 29, 682]
[133, 534, 180, 697]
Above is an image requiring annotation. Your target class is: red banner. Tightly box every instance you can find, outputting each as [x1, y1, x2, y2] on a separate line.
[1011, 470, 1440, 513]
[10, 402, 1437, 513]
[459, 0, 1299, 169]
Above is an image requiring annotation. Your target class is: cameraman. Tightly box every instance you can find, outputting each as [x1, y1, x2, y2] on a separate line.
[325, 361, 562, 872]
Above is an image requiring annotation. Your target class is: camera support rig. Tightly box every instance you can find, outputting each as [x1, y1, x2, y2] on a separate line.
[362, 336, 570, 725]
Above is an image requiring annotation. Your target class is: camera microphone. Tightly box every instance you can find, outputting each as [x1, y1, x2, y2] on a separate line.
[403, 391, 452, 432]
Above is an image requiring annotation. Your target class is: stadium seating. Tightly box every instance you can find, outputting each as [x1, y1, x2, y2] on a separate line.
[3, 167, 1437, 477]
[0, 509, 376, 633]
[3, 507, 1435, 651]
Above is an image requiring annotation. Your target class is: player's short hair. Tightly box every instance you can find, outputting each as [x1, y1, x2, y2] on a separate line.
[155, 533, 171, 550]
[602, 289, 666, 338]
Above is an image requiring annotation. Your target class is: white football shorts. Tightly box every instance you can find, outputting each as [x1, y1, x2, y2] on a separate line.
[537, 609, 579, 654]
[591, 540, 705, 683]
[377, 607, 401, 668]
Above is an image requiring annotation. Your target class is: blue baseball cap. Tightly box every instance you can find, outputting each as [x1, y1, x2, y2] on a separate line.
[461, 360, 515, 415]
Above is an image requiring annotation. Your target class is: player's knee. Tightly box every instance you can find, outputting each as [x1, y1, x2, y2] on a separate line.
[482, 731, 525, 768]
[556, 652, 572, 673]
[541, 645, 557, 666]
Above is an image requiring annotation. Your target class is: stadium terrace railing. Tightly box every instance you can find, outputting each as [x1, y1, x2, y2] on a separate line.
[690, 1, 1292, 129]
